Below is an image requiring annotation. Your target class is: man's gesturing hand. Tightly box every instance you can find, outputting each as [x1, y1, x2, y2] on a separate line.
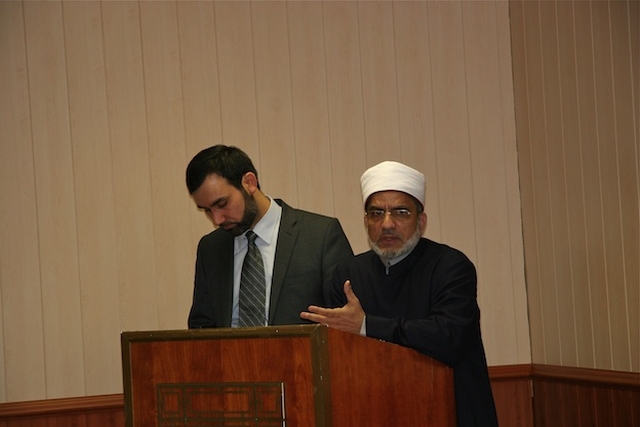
[300, 280, 365, 334]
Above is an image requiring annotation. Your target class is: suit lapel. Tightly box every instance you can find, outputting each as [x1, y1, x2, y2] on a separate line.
[269, 201, 298, 321]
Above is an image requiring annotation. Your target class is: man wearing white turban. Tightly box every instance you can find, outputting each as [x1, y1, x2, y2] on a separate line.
[301, 161, 498, 427]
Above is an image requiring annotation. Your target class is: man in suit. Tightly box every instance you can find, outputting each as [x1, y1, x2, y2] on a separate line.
[186, 145, 353, 328]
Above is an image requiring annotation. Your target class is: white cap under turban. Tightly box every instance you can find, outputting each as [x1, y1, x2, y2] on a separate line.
[360, 161, 425, 208]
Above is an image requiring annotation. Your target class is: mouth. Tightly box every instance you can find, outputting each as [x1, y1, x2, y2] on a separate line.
[219, 223, 237, 232]
[378, 234, 400, 245]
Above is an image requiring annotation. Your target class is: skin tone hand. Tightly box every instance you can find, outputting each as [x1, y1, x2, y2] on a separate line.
[300, 280, 365, 334]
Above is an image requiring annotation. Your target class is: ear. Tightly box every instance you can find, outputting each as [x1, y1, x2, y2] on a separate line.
[418, 212, 427, 234]
[241, 172, 259, 194]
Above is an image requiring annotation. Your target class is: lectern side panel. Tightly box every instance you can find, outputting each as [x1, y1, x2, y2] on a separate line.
[326, 328, 455, 427]
[127, 336, 318, 427]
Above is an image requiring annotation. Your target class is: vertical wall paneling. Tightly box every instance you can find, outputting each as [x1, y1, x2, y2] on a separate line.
[392, 2, 441, 242]
[591, 0, 629, 372]
[426, 2, 477, 259]
[510, 0, 546, 364]
[357, 2, 402, 164]
[139, 1, 193, 329]
[23, 0, 86, 398]
[574, 0, 604, 369]
[62, 1, 122, 395]
[607, 0, 639, 372]
[251, 2, 298, 206]
[101, 1, 160, 332]
[461, 1, 522, 364]
[624, 0, 640, 373]
[287, 1, 334, 216]
[555, 0, 595, 369]
[512, 0, 639, 371]
[213, 2, 260, 161]
[495, 0, 531, 364]
[322, 2, 368, 252]
[1, 0, 635, 404]
[576, 0, 613, 370]
[175, 1, 225, 250]
[0, 1, 46, 402]
[527, 0, 563, 366]
[540, 0, 578, 368]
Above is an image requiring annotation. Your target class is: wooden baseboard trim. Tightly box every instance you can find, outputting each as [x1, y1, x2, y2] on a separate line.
[0, 365, 637, 421]
[489, 363, 640, 387]
[0, 393, 124, 418]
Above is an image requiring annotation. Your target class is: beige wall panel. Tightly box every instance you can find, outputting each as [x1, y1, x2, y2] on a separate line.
[392, 2, 441, 241]
[23, 1, 85, 398]
[612, 0, 640, 372]
[251, 2, 298, 205]
[287, 1, 335, 216]
[323, 2, 368, 252]
[523, 0, 564, 366]
[591, 2, 629, 369]
[609, 2, 640, 369]
[509, 0, 546, 364]
[62, 1, 122, 395]
[139, 1, 193, 329]
[357, 2, 402, 163]
[426, 2, 476, 259]
[101, 1, 160, 332]
[461, 1, 526, 365]
[495, 0, 530, 364]
[555, 0, 595, 368]
[0, 1, 46, 402]
[13, 0, 640, 402]
[573, 1, 610, 369]
[176, 1, 224, 250]
[213, 2, 260, 163]
[592, 1, 633, 371]
[512, 0, 639, 372]
[539, 1, 578, 367]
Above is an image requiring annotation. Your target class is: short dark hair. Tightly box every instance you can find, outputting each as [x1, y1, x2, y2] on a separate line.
[186, 145, 259, 194]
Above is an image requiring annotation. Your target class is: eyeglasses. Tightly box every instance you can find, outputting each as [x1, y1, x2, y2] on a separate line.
[365, 208, 415, 222]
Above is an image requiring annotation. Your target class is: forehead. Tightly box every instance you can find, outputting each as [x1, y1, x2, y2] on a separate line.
[192, 174, 236, 206]
[367, 190, 415, 208]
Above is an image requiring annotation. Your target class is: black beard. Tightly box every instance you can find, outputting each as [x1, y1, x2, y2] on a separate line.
[223, 189, 258, 237]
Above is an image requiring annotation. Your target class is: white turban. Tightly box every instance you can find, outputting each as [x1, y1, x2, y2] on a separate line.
[360, 161, 425, 208]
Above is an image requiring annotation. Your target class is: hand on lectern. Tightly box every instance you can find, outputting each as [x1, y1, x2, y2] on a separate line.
[300, 280, 365, 335]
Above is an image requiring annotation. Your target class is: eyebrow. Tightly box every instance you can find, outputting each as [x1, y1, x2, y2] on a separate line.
[367, 204, 411, 211]
[197, 196, 227, 211]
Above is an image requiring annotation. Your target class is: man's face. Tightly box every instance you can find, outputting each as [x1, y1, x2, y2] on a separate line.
[191, 173, 257, 237]
[365, 190, 426, 259]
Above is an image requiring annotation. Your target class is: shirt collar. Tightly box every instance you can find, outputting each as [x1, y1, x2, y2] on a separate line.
[244, 196, 281, 245]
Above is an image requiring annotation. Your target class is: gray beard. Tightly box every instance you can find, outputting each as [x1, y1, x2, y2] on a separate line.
[369, 226, 422, 261]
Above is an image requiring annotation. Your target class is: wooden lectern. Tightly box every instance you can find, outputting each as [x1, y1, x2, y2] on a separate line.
[121, 325, 455, 426]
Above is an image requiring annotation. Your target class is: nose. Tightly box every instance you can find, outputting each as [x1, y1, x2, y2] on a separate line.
[380, 212, 396, 228]
[210, 210, 225, 226]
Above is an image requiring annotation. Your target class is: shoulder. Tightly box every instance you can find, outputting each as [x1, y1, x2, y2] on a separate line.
[277, 199, 343, 227]
[416, 238, 476, 276]
[419, 238, 470, 260]
[198, 227, 233, 249]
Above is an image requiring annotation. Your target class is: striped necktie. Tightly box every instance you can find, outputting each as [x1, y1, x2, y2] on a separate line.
[238, 230, 266, 327]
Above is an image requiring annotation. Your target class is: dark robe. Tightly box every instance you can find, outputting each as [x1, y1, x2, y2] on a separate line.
[329, 238, 498, 427]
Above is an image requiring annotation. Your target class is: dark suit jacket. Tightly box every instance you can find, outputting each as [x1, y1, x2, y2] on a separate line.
[188, 199, 353, 328]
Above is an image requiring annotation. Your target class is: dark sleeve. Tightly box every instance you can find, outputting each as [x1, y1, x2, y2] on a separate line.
[320, 218, 354, 303]
[368, 252, 480, 367]
[187, 238, 216, 328]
